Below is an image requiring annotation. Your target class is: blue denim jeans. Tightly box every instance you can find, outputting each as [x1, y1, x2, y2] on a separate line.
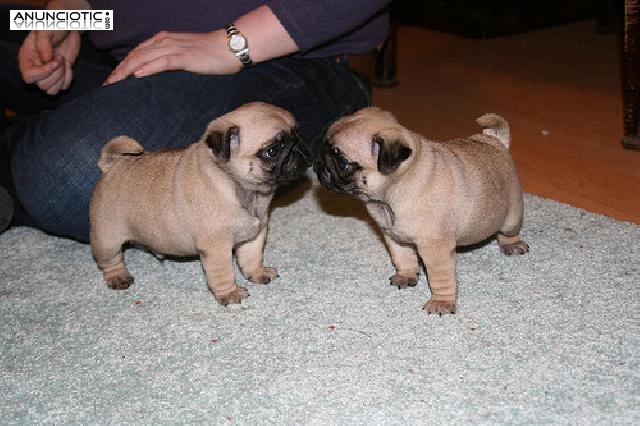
[0, 21, 371, 242]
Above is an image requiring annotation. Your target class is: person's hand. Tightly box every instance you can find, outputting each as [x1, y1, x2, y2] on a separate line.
[18, 30, 81, 95]
[105, 31, 240, 85]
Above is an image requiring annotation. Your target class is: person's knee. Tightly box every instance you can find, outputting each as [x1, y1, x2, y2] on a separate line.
[11, 117, 102, 242]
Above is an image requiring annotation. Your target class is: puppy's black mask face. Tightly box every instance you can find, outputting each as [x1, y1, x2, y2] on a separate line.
[207, 125, 311, 187]
[313, 142, 362, 195]
[313, 134, 412, 196]
[257, 127, 311, 185]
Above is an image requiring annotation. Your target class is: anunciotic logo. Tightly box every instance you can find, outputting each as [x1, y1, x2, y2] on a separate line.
[10, 10, 113, 31]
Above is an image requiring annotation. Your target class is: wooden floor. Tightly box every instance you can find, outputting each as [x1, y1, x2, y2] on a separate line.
[353, 21, 640, 224]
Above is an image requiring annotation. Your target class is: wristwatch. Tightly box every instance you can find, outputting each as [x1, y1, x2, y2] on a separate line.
[225, 23, 253, 67]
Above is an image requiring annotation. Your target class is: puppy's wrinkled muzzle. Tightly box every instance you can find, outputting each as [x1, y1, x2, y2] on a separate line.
[274, 141, 311, 184]
[313, 159, 335, 190]
[313, 146, 358, 195]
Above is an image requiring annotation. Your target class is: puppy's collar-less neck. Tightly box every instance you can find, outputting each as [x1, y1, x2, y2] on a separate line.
[365, 199, 395, 229]
[234, 183, 273, 217]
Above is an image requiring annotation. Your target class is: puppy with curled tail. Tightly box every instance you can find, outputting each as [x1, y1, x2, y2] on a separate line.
[90, 102, 311, 305]
[314, 107, 528, 315]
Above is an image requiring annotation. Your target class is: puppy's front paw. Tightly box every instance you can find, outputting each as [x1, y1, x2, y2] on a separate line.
[106, 273, 134, 290]
[423, 299, 456, 315]
[389, 274, 418, 289]
[247, 267, 279, 285]
[216, 285, 249, 306]
[500, 240, 529, 256]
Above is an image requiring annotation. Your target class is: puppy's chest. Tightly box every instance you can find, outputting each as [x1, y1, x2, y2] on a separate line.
[366, 201, 412, 243]
[232, 188, 270, 243]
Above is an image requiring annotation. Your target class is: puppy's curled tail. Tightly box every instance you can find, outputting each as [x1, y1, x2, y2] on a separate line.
[97, 136, 144, 173]
[477, 113, 510, 148]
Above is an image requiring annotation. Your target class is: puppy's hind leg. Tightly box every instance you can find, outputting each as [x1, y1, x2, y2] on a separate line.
[498, 233, 529, 256]
[91, 237, 134, 290]
[498, 197, 529, 256]
[384, 234, 420, 289]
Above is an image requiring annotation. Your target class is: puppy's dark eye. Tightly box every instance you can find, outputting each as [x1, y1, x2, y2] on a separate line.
[266, 144, 281, 158]
[331, 147, 356, 173]
[259, 142, 284, 160]
[337, 156, 354, 173]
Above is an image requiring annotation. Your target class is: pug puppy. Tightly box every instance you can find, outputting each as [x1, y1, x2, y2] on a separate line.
[90, 102, 310, 305]
[314, 107, 528, 315]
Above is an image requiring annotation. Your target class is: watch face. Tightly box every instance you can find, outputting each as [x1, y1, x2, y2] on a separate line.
[229, 34, 246, 51]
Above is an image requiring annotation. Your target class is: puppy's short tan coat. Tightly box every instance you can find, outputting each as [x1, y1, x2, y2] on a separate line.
[90, 102, 310, 305]
[314, 107, 528, 314]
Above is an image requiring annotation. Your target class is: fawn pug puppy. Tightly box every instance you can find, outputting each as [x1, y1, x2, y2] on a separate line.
[314, 107, 528, 314]
[90, 102, 311, 305]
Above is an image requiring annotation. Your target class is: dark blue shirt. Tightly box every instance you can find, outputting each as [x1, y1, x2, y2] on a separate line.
[87, 0, 390, 60]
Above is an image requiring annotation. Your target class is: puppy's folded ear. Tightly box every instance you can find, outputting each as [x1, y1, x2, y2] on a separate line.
[206, 125, 240, 162]
[372, 134, 412, 175]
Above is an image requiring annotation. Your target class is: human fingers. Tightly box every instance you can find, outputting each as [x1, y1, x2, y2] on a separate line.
[103, 33, 163, 84]
[131, 53, 184, 78]
[34, 30, 56, 63]
[18, 31, 62, 84]
[61, 56, 74, 91]
[36, 63, 65, 94]
[20, 58, 61, 84]
[37, 75, 63, 95]
[45, 73, 65, 95]
[107, 31, 233, 83]
[52, 30, 81, 68]
[18, 32, 41, 80]
[43, 55, 70, 95]
[106, 31, 221, 84]
[105, 37, 181, 84]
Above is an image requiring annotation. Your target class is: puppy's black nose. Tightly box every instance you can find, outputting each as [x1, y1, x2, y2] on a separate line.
[295, 144, 312, 169]
[312, 158, 324, 174]
[313, 160, 333, 189]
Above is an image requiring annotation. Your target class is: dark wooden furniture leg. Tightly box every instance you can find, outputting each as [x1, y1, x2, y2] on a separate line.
[622, 0, 640, 149]
[374, 28, 399, 88]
